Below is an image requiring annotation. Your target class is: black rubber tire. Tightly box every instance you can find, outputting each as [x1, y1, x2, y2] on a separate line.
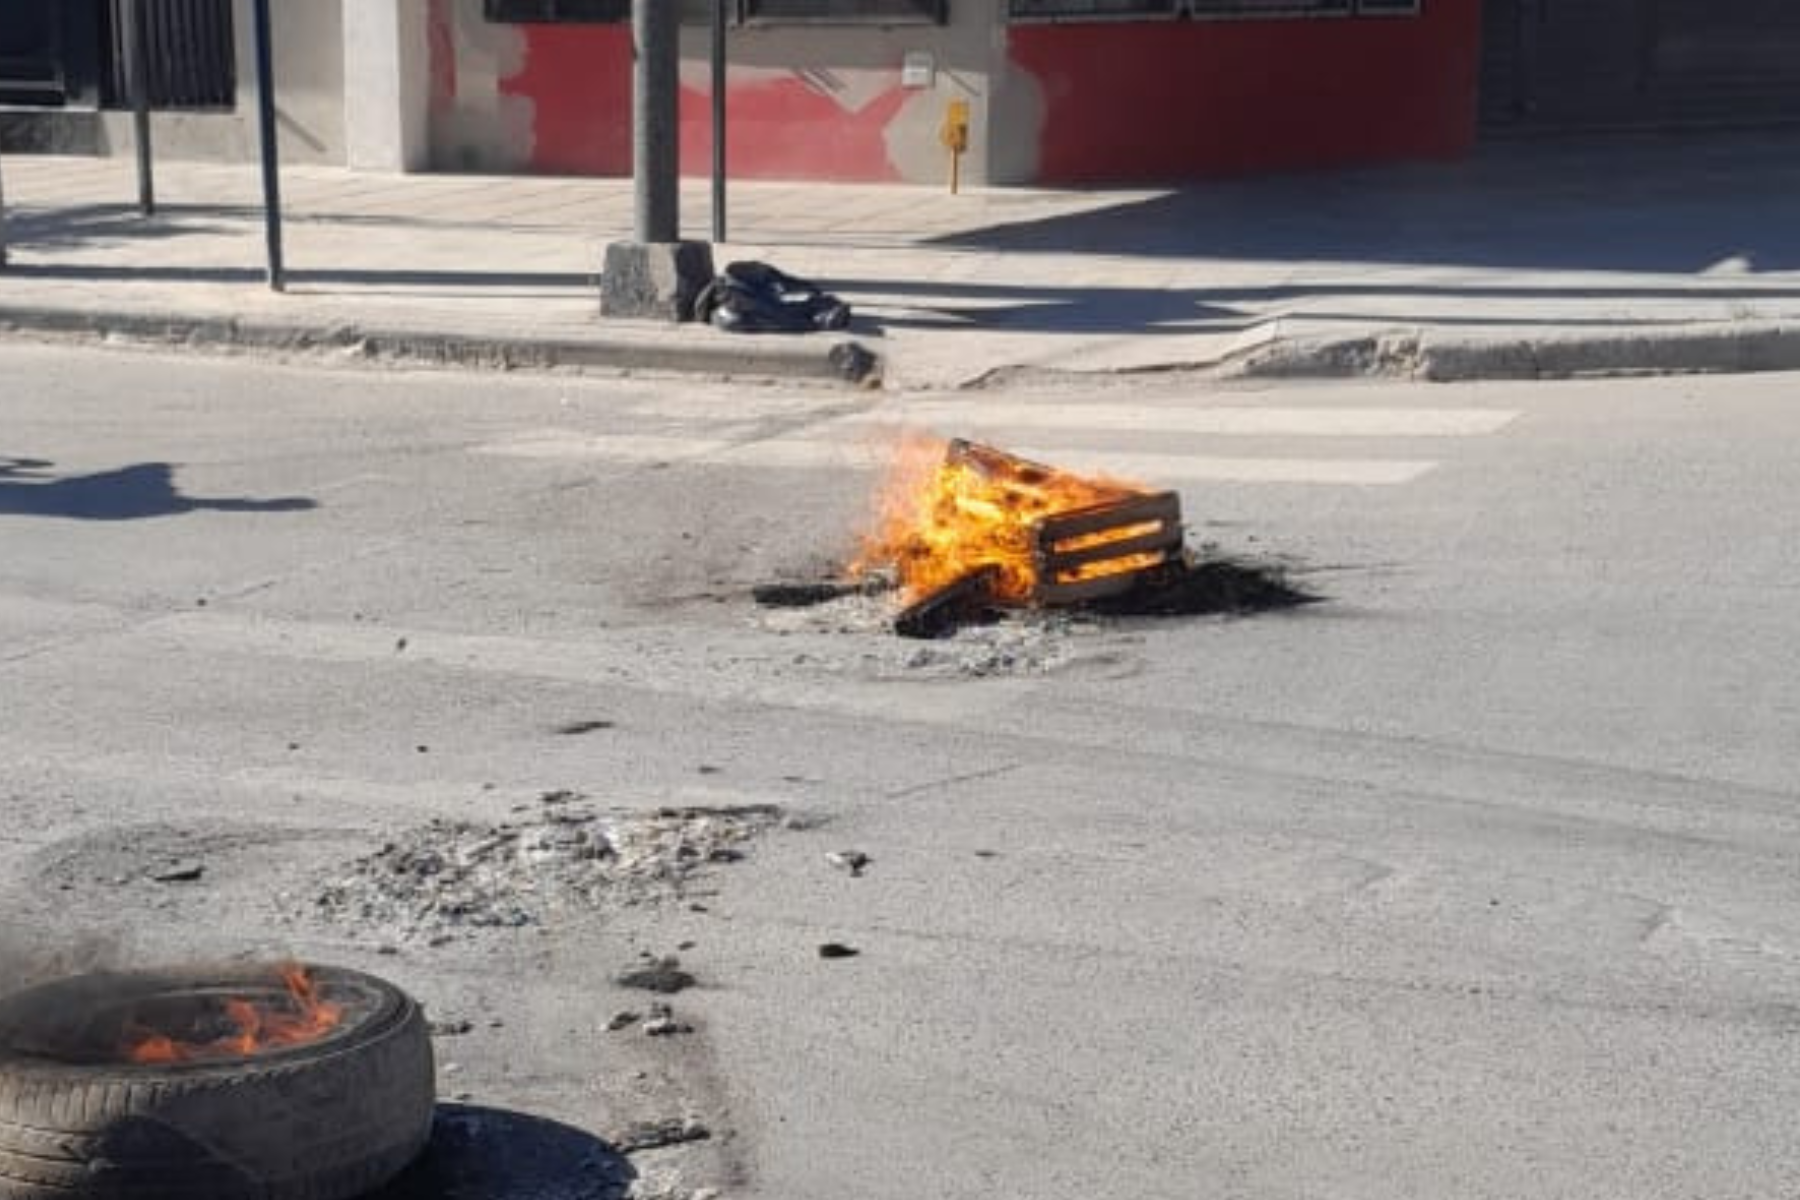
[0, 965, 435, 1200]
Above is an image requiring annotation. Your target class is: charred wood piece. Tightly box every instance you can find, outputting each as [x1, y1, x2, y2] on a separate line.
[894, 565, 1001, 640]
[754, 577, 892, 608]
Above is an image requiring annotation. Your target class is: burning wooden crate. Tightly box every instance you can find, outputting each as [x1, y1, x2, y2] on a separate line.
[857, 437, 1187, 636]
[1030, 488, 1185, 605]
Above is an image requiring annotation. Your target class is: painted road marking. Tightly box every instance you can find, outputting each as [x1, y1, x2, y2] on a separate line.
[840, 404, 1521, 438]
[479, 432, 1437, 486]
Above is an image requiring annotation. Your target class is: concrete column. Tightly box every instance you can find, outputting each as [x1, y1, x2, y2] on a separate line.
[601, 0, 714, 322]
[343, 0, 430, 171]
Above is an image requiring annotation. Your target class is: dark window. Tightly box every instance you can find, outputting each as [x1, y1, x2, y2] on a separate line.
[0, 0, 71, 105]
[1186, 0, 1349, 14]
[1008, 0, 1174, 19]
[741, 0, 947, 23]
[1011, 0, 1414, 19]
[484, 0, 630, 19]
[484, 0, 733, 22]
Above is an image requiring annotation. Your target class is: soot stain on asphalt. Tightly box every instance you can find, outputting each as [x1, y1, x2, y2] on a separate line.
[1085, 559, 1320, 619]
[753, 556, 1322, 629]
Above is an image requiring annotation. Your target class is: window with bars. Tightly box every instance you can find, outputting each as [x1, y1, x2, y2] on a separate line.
[483, 0, 630, 19]
[1188, 0, 1349, 15]
[1009, 0, 1413, 20]
[103, 0, 236, 110]
[485, 0, 947, 23]
[1008, 0, 1174, 19]
[741, 0, 945, 23]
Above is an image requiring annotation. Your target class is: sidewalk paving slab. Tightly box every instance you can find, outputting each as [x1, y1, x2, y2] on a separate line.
[5, 132, 1800, 389]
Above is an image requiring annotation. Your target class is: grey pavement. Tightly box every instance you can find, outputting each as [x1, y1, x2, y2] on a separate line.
[4, 346, 1800, 1199]
[3, 130, 1800, 387]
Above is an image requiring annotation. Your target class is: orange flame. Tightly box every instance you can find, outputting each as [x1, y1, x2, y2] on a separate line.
[852, 434, 1153, 603]
[123, 964, 343, 1065]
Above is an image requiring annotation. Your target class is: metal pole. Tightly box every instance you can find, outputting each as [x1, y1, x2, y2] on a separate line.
[710, 0, 727, 244]
[633, 0, 679, 243]
[251, 0, 284, 290]
[125, 0, 155, 216]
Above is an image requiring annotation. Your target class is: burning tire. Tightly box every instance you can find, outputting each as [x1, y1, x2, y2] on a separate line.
[0, 964, 434, 1200]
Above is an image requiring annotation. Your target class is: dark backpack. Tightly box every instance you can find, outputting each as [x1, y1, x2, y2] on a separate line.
[697, 261, 852, 333]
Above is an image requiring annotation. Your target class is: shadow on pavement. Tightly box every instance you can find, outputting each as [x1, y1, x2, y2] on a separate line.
[1, 263, 593, 292]
[2, 203, 246, 252]
[927, 132, 1800, 276]
[825, 279, 1254, 336]
[0, 459, 315, 521]
[828, 275, 1800, 338]
[2, 263, 265, 284]
[370, 1104, 635, 1200]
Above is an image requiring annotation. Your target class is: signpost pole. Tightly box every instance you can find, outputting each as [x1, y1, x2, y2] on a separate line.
[251, 0, 284, 291]
[633, 0, 678, 243]
[125, 0, 156, 216]
[0, 142, 9, 269]
[711, 0, 727, 244]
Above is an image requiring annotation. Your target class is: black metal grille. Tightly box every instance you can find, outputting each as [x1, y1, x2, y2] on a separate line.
[104, 0, 235, 110]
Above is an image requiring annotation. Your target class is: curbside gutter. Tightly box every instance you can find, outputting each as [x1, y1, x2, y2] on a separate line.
[1222, 322, 1800, 383]
[0, 302, 883, 386]
[4, 297, 1796, 389]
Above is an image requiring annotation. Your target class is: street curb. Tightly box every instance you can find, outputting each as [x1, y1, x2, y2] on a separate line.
[1223, 322, 1800, 382]
[0, 303, 882, 386]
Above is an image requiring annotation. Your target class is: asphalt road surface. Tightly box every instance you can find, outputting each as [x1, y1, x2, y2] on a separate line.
[1, 342, 1797, 1200]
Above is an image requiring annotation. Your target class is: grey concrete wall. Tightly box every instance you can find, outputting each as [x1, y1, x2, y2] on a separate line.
[426, 0, 531, 175]
[344, 0, 431, 171]
[76, 0, 347, 165]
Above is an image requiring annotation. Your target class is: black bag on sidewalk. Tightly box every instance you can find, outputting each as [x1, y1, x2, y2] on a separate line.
[697, 261, 852, 333]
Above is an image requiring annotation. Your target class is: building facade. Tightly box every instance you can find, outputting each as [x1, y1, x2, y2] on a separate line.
[3, 1, 1798, 186]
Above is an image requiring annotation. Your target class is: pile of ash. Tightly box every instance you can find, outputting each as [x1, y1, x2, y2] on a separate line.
[311, 793, 780, 943]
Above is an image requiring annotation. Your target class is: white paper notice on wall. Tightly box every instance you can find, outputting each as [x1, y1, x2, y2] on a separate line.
[902, 52, 936, 89]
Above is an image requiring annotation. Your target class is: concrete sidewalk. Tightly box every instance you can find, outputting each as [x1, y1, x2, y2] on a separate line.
[3, 130, 1800, 388]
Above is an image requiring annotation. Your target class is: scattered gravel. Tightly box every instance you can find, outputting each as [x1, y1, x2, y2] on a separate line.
[643, 1003, 692, 1037]
[825, 850, 871, 877]
[308, 796, 780, 943]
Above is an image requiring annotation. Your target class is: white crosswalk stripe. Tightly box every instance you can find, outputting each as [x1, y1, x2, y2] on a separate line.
[840, 403, 1521, 438]
[475, 401, 1521, 488]
[481, 432, 1441, 486]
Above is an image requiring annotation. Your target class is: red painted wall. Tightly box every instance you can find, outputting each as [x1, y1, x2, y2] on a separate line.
[677, 77, 909, 183]
[1007, 4, 1483, 184]
[464, 24, 906, 181]
[443, 6, 1482, 184]
[503, 25, 634, 175]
